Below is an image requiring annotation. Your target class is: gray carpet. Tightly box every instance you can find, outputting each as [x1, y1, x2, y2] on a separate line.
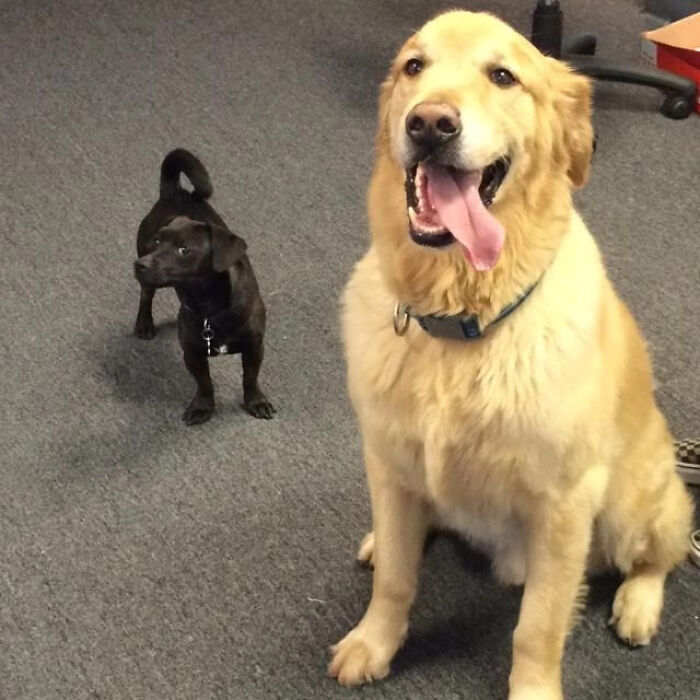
[1, 1, 698, 698]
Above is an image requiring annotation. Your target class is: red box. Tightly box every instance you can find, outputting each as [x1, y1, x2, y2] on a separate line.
[643, 12, 700, 114]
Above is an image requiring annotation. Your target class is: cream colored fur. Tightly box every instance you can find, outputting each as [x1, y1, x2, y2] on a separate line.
[328, 11, 693, 699]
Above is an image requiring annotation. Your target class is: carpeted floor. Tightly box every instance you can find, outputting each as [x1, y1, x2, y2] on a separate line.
[1, 1, 698, 698]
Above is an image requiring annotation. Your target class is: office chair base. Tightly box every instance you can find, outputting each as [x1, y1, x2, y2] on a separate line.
[531, 1, 696, 121]
[566, 33, 596, 56]
[564, 34, 695, 120]
[660, 94, 694, 119]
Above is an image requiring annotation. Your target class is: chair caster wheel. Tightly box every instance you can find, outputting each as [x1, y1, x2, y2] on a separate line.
[660, 94, 693, 120]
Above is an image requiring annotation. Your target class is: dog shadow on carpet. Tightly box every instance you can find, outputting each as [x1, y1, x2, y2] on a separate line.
[46, 315, 254, 485]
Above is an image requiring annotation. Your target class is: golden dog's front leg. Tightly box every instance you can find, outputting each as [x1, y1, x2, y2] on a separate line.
[509, 497, 594, 700]
[329, 446, 429, 686]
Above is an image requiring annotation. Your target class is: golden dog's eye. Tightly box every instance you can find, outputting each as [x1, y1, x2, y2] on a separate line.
[404, 58, 424, 77]
[489, 67, 517, 87]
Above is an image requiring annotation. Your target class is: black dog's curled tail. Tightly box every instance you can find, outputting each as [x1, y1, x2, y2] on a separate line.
[160, 148, 213, 200]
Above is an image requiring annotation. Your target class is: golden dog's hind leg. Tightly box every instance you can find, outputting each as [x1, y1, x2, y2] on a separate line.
[607, 461, 693, 646]
[509, 487, 598, 700]
[329, 446, 429, 686]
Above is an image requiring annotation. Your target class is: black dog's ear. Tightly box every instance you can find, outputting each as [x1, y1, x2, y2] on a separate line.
[208, 223, 247, 272]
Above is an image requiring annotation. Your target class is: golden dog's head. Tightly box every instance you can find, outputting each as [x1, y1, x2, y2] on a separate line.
[371, 11, 593, 308]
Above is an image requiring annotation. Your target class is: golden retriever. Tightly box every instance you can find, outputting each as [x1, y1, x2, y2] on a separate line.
[328, 11, 693, 699]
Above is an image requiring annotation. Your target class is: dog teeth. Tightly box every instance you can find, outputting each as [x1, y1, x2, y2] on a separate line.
[409, 207, 447, 235]
[416, 172, 435, 215]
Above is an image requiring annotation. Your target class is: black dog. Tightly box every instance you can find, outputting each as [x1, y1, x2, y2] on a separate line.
[133, 149, 275, 424]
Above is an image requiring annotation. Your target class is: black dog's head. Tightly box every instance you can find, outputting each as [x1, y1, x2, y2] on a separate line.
[134, 215, 247, 287]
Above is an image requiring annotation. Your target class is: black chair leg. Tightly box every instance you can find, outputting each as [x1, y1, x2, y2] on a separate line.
[565, 33, 596, 56]
[531, 0, 563, 57]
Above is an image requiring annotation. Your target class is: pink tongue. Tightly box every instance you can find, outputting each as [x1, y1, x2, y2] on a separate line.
[424, 164, 504, 271]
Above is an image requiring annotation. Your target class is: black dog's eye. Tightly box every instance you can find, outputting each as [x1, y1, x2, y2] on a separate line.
[153, 238, 161, 247]
[489, 67, 517, 87]
[176, 246, 190, 256]
[404, 58, 424, 77]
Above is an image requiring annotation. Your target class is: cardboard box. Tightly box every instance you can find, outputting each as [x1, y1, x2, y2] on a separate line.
[643, 12, 700, 113]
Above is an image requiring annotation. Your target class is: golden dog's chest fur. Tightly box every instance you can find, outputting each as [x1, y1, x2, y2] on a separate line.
[343, 212, 614, 543]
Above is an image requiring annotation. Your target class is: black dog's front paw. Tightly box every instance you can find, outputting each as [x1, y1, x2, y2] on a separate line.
[244, 394, 276, 420]
[134, 317, 157, 340]
[182, 396, 215, 425]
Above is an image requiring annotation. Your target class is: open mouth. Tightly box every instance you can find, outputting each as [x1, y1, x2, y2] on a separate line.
[404, 157, 510, 270]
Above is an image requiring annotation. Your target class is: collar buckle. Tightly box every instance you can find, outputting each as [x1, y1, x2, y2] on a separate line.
[393, 301, 410, 336]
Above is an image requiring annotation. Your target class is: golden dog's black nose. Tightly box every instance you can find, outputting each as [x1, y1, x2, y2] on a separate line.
[406, 102, 461, 151]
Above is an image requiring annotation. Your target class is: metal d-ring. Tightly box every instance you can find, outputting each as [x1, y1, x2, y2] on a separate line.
[393, 301, 410, 336]
[201, 319, 215, 356]
[201, 321, 214, 341]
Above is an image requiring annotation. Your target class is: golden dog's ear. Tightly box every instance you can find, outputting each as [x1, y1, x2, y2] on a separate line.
[548, 60, 593, 188]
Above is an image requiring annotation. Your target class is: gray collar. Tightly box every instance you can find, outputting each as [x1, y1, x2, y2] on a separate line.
[393, 281, 538, 341]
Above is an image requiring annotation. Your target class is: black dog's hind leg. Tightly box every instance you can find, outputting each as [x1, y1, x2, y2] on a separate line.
[241, 336, 276, 419]
[182, 346, 215, 425]
[134, 284, 157, 339]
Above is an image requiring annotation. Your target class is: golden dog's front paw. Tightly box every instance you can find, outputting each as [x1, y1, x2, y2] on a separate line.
[328, 627, 394, 686]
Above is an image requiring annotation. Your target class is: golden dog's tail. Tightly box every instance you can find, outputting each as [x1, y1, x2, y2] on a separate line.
[160, 148, 213, 201]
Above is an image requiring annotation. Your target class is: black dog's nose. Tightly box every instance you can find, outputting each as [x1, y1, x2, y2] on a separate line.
[406, 102, 461, 151]
[134, 258, 150, 273]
